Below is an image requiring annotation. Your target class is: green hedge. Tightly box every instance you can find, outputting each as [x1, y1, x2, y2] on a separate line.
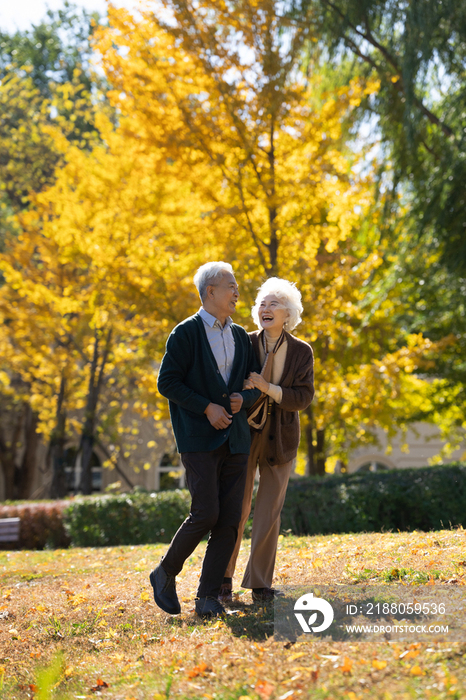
[281, 463, 466, 535]
[2, 463, 465, 549]
[63, 489, 191, 547]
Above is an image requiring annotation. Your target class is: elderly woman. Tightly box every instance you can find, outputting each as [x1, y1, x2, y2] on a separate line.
[220, 277, 314, 603]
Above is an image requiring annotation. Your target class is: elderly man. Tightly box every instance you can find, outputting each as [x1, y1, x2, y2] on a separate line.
[150, 261, 260, 618]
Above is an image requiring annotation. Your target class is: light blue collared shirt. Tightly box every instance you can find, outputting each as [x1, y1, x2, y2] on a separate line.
[199, 307, 236, 385]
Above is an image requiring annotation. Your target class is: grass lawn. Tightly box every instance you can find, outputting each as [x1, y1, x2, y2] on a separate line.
[0, 529, 465, 699]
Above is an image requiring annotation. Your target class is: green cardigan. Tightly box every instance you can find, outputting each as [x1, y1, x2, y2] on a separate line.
[157, 313, 261, 454]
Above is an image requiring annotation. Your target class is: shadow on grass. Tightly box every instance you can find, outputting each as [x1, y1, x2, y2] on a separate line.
[223, 598, 274, 641]
[163, 595, 275, 641]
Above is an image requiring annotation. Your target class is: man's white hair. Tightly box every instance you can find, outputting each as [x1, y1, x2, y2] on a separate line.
[193, 261, 234, 302]
[252, 277, 303, 331]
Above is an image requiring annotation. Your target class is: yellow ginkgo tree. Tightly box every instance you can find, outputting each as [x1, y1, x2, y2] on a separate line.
[0, 0, 456, 496]
[93, 0, 453, 472]
[0, 109, 212, 496]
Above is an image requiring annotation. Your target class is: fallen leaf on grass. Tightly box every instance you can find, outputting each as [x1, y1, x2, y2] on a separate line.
[287, 652, 306, 662]
[140, 591, 150, 602]
[399, 649, 419, 660]
[409, 665, 424, 676]
[187, 662, 211, 678]
[210, 620, 224, 629]
[340, 657, 353, 673]
[255, 679, 275, 700]
[68, 593, 88, 607]
[91, 678, 110, 692]
[372, 660, 387, 670]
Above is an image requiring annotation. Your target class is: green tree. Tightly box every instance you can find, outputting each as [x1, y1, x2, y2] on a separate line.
[284, 0, 466, 457]
[291, 0, 466, 272]
[0, 1, 100, 99]
[0, 2, 103, 226]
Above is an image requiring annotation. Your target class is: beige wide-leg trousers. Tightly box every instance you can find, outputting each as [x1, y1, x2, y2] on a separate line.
[224, 420, 294, 589]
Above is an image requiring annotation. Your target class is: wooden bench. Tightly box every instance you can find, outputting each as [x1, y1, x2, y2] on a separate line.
[0, 518, 20, 544]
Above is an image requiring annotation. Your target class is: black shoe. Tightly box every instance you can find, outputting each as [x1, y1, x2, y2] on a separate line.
[195, 596, 226, 619]
[252, 587, 275, 603]
[149, 565, 181, 615]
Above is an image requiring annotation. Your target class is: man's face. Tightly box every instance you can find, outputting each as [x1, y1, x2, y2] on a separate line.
[208, 271, 239, 319]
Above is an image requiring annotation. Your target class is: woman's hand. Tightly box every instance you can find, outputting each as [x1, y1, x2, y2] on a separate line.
[247, 372, 270, 393]
[243, 378, 254, 390]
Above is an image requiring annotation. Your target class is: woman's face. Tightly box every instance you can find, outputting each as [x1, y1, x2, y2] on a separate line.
[258, 294, 289, 334]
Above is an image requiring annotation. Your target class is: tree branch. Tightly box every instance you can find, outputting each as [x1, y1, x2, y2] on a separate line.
[320, 0, 455, 140]
[94, 438, 135, 490]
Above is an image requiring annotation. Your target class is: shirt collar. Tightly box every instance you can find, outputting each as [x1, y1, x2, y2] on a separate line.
[199, 307, 233, 329]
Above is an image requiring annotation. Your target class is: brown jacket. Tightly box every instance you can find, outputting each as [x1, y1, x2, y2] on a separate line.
[250, 330, 314, 465]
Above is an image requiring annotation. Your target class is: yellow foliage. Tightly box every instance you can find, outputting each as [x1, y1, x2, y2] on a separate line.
[0, 0, 457, 478]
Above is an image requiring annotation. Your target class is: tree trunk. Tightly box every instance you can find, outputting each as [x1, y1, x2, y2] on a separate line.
[267, 115, 279, 275]
[79, 327, 112, 494]
[305, 404, 315, 475]
[0, 405, 24, 500]
[79, 434, 95, 495]
[16, 405, 39, 499]
[50, 375, 68, 499]
[316, 428, 326, 476]
[305, 404, 326, 476]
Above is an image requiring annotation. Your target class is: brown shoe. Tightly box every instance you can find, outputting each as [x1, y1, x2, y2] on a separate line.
[252, 587, 275, 603]
[218, 582, 233, 603]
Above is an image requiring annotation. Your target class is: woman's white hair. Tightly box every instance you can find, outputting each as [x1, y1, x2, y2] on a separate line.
[193, 261, 234, 302]
[252, 277, 303, 331]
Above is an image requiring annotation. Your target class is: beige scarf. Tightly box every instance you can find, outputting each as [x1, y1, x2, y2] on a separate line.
[247, 329, 286, 431]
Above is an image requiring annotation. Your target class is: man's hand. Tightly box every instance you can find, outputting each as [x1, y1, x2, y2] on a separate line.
[247, 372, 270, 393]
[229, 392, 243, 414]
[205, 403, 232, 429]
